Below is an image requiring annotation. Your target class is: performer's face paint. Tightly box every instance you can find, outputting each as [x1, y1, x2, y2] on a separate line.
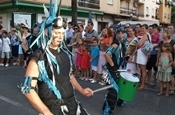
[51, 27, 65, 47]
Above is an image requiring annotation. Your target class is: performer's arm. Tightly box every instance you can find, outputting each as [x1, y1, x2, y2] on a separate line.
[23, 59, 53, 115]
[105, 44, 118, 67]
[70, 75, 93, 96]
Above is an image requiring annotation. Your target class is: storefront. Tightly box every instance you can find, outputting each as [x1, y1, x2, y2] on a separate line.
[0, 0, 103, 31]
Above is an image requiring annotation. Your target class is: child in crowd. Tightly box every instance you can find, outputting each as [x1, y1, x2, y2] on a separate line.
[125, 44, 137, 74]
[80, 44, 90, 81]
[97, 44, 107, 85]
[157, 43, 173, 97]
[90, 39, 100, 83]
[152, 27, 160, 50]
[0, 30, 11, 67]
[75, 39, 83, 78]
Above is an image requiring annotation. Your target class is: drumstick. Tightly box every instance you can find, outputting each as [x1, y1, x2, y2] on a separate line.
[93, 85, 113, 93]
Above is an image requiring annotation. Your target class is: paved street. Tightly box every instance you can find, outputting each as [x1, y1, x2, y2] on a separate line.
[0, 65, 175, 115]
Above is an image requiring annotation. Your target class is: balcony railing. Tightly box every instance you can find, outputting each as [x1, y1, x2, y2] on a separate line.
[78, 0, 100, 9]
[120, 7, 137, 16]
[137, 13, 144, 17]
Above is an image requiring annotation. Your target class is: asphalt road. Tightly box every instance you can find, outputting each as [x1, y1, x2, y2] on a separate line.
[0, 66, 175, 115]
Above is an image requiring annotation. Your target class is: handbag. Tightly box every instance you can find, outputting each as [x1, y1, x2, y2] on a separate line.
[141, 34, 153, 55]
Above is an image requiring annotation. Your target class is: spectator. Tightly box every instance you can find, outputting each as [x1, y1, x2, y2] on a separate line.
[136, 24, 151, 90]
[21, 26, 31, 68]
[99, 28, 113, 47]
[146, 26, 160, 85]
[80, 44, 90, 81]
[167, 24, 175, 40]
[66, 22, 74, 45]
[0, 30, 11, 67]
[68, 24, 82, 66]
[157, 30, 175, 95]
[84, 22, 98, 46]
[90, 39, 100, 83]
[135, 23, 141, 37]
[157, 43, 173, 97]
[79, 24, 85, 38]
[11, 28, 20, 65]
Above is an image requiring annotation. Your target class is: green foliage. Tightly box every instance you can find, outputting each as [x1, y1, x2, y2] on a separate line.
[171, 6, 175, 24]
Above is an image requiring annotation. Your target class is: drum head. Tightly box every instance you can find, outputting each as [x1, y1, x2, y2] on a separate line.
[120, 72, 139, 82]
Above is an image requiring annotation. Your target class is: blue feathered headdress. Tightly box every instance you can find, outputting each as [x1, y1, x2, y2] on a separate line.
[30, 0, 65, 50]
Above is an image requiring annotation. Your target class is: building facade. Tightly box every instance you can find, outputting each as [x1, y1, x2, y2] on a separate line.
[0, 0, 173, 31]
[157, 0, 173, 25]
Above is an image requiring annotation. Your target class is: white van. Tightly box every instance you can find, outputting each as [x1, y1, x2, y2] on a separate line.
[114, 20, 160, 31]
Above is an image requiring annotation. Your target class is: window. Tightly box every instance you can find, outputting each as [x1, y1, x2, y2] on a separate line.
[78, 0, 100, 9]
[152, 8, 154, 15]
[146, 7, 149, 15]
[164, 13, 166, 18]
[168, 14, 170, 19]
[107, 0, 113, 5]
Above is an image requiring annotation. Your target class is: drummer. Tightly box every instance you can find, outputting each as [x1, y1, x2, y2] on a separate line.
[102, 30, 126, 115]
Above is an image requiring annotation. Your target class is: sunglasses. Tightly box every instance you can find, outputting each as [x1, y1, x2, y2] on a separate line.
[125, 26, 130, 28]
[74, 28, 78, 29]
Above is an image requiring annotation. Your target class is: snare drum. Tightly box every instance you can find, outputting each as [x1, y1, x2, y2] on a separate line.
[118, 72, 139, 101]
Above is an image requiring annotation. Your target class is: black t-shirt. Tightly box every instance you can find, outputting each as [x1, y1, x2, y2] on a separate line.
[33, 48, 74, 106]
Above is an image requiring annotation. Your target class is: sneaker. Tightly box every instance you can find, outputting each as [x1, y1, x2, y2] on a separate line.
[13, 62, 17, 65]
[84, 78, 89, 81]
[91, 80, 97, 83]
[5, 64, 9, 67]
[0, 64, 4, 66]
[80, 77, 85, 80]
[88, 78, 94, 81]
[99, 82, 105, 86]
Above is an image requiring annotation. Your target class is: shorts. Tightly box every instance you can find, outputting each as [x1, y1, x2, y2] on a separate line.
[146, 54, 158, 71]
[1, 52, 10, 59]
[91, 65, 97, 71]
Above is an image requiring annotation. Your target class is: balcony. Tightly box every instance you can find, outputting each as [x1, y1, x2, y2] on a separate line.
[135, 0, 145, 4]
[0, 0, 11, 4]
[120, 7, 137, 16]
[78, 0, 100, 9]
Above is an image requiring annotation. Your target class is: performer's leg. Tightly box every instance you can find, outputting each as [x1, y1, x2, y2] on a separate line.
[64, 96, 89, 115]
[102, 88, 117, 115]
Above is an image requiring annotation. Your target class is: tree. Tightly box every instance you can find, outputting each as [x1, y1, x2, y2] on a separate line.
[171, 5, 175, 24]
[71, 0, 77, 25]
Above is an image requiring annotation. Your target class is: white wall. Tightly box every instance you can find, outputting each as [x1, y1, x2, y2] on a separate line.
[143, 0, 158, 21]
[0, 13, 11, 31]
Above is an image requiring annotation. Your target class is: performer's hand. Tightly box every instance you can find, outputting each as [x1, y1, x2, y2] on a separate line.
[81, 88, 93, 97]
[111, 65, 118, 72]
[41, 110, 53, 115]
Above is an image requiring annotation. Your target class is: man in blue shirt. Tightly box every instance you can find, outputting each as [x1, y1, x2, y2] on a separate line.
[66, 22, 74, 48]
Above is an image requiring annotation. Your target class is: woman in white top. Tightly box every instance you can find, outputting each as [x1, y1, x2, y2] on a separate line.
[136, 24, 151, 90]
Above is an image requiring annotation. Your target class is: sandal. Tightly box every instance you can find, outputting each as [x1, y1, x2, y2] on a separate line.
[170, 90, 174, 95]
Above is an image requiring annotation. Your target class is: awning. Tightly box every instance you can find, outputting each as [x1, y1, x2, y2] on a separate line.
[0, 1, 103, 16]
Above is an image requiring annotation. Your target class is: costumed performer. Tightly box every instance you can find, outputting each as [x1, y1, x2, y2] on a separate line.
[20, 0, 93, 115]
